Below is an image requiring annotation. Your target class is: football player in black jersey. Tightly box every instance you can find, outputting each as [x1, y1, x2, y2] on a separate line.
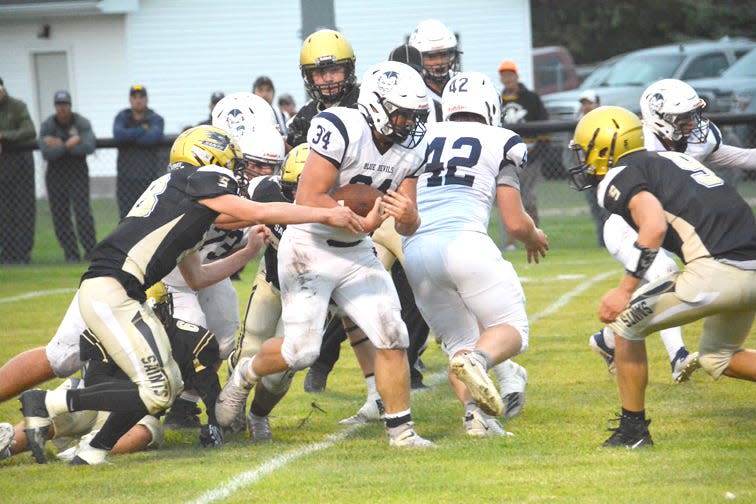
[19, 125, 362, 465]
[568, 106, 756, 448]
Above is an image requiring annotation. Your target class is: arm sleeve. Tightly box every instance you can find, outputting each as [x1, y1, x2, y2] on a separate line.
[2, 101, 36, 143]
[69, 116, 96, 156]
[38, 119, 66, 161]
[135, 112, 165, 145]
[707, 144, 756, 170]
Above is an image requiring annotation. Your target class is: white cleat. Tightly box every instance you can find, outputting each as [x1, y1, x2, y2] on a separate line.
[0, 422, 15, 461]
[498, 362, 528, 418]
[673, 351, 701, 383]
[216, 357, 255, 428]
[451, 352, 504, 417]
[339, 398, 383, 425]
[464, 409, 513, 437]
[388, 423, 435, 448]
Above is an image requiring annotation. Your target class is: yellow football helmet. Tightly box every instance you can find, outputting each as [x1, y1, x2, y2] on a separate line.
[169, 125, 245, 189]
[299, 29, 356, 104]
[145, 281, 173, 325]
[280, 143, 309, 200]
[568, 106, 645, 190]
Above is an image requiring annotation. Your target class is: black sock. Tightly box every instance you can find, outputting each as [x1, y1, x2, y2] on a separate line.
[90, 411, 147, 451]
[68, 380, 146, 412]
[621, 407, 645, 421]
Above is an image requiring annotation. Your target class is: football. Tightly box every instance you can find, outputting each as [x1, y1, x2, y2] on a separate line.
[331, 184, 383, 217]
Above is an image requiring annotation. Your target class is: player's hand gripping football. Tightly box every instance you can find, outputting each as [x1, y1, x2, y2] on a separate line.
[324, 205, 364, 234]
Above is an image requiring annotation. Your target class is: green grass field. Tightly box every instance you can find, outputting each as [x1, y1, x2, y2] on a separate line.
[0, 188, 754, 503]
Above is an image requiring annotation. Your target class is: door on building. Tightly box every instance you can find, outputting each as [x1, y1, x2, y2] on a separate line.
[33, 51, 70, 126]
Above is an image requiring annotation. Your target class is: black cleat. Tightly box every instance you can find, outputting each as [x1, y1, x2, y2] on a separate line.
[303, 367, 328, 393]
[70, 455, 89, 465]
[603, 415, 654, 449]
[20, 389, 51, 464]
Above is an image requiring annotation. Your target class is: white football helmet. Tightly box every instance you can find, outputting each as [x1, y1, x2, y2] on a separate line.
[408, 19, 460, 84]
[358, 61, 430, 148]
[211, 92, 277, 141]
[236, 124, 285, 180]
[442, 71, 501, 127]
[639, 79, 709, 143]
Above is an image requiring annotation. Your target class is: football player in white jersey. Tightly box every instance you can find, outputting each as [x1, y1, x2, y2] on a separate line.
[217, 60, 435, 447]
[409, 18, 460, 123]
[162, 121, 285, 428]
[403, 71, 548, 436]
[588, 79, 756, 382]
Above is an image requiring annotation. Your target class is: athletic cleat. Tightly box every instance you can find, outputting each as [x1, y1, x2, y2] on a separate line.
[163, 397, 202, 429]
[464, 409, 512, 437]
[672, 349, 700, 383]
[498, 362, 528, 418]
[0, 422, 15, 461]
[247, 412, 272, 443]
[303, 366, 328, 393]
[589, 329, 616, 374]
[20, 389, 51, 464]
[388, 423, 435, 448]
[216, 357, 255, 428]
[603, 415, 654, 449]
[339, 398, 384, 425]
[450, 352, 503, 416]
[69, 436, 109, 465]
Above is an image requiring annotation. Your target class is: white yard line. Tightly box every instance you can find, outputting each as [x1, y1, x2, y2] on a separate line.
[0, 288, 76, 305]
[189, 271, 613, 503]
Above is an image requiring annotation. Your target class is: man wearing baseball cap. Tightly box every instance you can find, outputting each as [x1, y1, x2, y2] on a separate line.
[39, 90, 97, 262]
[0, 77, 37, 264]
[197, 91, 225, 126]
[113, 84, 165, 218]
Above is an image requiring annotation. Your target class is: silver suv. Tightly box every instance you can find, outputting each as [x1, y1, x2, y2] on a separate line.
[542, 37, 755, 120]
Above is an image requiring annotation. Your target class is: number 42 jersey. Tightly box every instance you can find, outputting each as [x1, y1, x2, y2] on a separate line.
[409, 121, 527, 241]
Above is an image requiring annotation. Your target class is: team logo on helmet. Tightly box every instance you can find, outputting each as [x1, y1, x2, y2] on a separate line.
[376, 71, 399, 94]
[648, 93, 665, 115]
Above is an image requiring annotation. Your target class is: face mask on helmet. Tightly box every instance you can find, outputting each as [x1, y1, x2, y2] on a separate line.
[236, 125, 285, 183]
[358, 61, 430, 149]
[640, 79, 710, 144]
[211, 92, 278, 141]
[300, 29, 357, 105]
[567, 106, 645, 191]
[145, 281, 173, 326]
[408, 19, 460, 85]
[442, 71, 501, 127]
[280, 143, 309, 201]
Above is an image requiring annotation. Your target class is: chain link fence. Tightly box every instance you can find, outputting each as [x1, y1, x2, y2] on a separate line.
[1, 114, 754, 264]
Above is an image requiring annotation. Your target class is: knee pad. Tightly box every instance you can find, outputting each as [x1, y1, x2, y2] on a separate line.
[281, 340, 320, 371]
[46, 336, 83, 378]
[698, 350, 732, 379]
[261, 369, 295, 395]
[138, 414, 164, 449]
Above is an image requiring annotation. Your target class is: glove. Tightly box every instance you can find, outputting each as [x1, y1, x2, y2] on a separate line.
[199, 424, 224, 448]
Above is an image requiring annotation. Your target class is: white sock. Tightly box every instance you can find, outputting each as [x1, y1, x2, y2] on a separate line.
[659, 327, 685, 361]
[240, 356, 259, 384]
[45, 388, 69, 416]
[365, 375, 379, 401]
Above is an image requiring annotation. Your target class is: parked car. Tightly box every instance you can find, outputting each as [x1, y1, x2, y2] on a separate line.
[541, 37, 755, 121]
[533, 46, 581, 95]
[689, 47, 756, 148]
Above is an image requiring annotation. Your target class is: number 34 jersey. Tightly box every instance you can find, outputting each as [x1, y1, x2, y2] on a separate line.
[409, 121, 527, 241]
[296, 107, 426, 242]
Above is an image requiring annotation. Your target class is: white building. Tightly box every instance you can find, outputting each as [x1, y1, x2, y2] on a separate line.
[0, 0, 533, 195]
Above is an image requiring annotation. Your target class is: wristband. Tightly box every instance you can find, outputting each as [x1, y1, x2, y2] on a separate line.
[625, 241, 659, 279]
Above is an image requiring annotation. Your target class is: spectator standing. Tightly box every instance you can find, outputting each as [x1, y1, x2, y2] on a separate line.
[576, 89, 609, 247]
[252, 76, 288, 136]
[277, 93, 296, 123]
[38, 91, 97, 262]
[498, 59, 548, 251]
[0, 77, 36, 264]
[197, 91, 225, 126]
[113, 84, 165, 219]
